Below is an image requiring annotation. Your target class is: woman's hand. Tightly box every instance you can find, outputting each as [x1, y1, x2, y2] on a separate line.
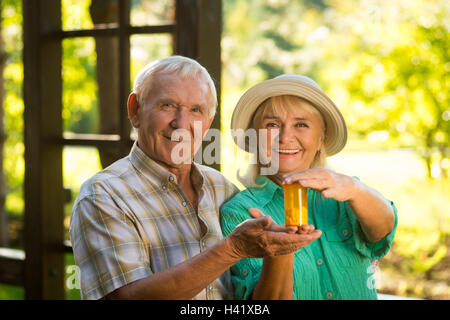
[283, 167, 395, 243]
[283, 167, 359, 202]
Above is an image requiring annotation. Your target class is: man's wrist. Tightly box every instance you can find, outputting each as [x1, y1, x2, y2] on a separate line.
[220, 235, 243, 263]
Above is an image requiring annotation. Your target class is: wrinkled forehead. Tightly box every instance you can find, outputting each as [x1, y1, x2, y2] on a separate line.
[144, 71, 215, 107]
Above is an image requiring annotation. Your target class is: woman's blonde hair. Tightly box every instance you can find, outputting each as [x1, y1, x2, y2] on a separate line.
[237, 95, 327, 188]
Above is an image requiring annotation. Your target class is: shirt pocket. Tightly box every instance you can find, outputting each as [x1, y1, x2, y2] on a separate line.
[324, 226, 365, 267]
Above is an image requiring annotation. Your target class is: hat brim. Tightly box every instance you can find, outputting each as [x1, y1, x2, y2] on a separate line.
[230, 77, 347, 156]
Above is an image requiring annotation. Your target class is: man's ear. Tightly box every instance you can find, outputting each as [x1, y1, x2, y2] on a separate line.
[206, 115, 214, 129]
[128, 93, 140, 128]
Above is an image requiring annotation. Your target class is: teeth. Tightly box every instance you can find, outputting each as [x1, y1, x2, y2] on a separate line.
[277, 149, 299, 154]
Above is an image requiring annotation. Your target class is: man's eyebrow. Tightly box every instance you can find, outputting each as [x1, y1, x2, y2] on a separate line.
[157, 97, 176, 104]
[157, 98, 207, 111]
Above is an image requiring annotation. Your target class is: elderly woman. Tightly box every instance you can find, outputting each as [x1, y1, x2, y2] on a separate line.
[220, 74, 397, 300]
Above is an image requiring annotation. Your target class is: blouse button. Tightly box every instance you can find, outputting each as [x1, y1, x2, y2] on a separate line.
[242, 269, 248, 276]
[326, 292, 333, 299]
[316, 258, 323, 266]
[342, 229, 349, 237]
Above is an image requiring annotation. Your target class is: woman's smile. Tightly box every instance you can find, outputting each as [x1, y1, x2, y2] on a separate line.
[276, 148, 301, 155]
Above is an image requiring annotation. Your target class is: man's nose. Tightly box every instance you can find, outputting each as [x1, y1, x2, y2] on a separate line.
[170, 108, 190, 130]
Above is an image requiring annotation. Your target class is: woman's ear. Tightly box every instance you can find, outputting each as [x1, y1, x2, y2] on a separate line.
[318, 132, 325, 151]
[128, 93, 140, 128]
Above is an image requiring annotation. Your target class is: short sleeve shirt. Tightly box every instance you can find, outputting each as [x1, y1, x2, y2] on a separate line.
[220, 175, 398, 300]
[70, 142, 239, 300]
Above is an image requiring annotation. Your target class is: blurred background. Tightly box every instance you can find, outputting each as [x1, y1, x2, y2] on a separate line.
[0, 0, 448, 299]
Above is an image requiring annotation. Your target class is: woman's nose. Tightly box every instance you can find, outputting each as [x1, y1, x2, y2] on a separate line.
[278, 126, 294, 143]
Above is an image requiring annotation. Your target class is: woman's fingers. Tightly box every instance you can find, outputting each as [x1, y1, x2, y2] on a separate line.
[283, 168, 358, 202]
[296, 178, 330, 190]
[283, 167, 327, 183]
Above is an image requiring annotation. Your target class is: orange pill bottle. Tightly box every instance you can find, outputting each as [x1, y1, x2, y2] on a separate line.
[283, 183, 308, 226]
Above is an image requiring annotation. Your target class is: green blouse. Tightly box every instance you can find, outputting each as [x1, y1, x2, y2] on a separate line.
[220, 175, 397, 300]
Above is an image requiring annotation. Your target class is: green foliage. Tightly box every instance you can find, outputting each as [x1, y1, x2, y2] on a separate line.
[223, 0, 450, 179]
[62, 37, 99, 134]
[62, 0, 93, 30]
[394, 227, 447, 274]
[316, 0, 450, 178]
[0, 283, 24, 299]
[2, 0, 23, 216]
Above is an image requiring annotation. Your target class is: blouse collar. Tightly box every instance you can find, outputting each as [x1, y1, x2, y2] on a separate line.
[249, 175, 283, 208]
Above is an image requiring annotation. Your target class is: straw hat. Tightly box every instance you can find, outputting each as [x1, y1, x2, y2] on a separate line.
[230, 74, 347, 156]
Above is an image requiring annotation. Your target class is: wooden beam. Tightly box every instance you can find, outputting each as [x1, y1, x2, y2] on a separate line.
[44, 24, 176, 39]
[118, 0, 132, 158]
[61, 133, 122, 148]
[0, 249, 25, 286]
[23, 0, 65, 299]
[174, 0, 222, 171]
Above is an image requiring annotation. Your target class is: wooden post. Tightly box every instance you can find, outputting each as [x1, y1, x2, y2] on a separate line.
[175, 0, 222, 171]
[118, 0, 132, 159]
[90, 0, 121, 168]
[23, 0, 65, 299]
[0, 0, 8, 248]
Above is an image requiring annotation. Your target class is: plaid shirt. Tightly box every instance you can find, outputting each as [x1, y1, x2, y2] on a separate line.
[70, 142, 238, 300]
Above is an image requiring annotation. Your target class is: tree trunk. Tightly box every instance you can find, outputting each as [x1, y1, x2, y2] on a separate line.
[90, 0, 120, 168]
[0, 4, 8, 247]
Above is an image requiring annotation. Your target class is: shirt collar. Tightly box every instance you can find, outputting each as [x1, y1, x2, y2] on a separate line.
[129, 141, 204, 190]
[249, 175, 283, 208]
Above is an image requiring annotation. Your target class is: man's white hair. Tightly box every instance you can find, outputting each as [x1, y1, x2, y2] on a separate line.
[133, 55, 217, 119]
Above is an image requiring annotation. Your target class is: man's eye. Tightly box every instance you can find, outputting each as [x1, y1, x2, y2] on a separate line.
[161, 103, 176, 110]
[192, 107, 202, 113]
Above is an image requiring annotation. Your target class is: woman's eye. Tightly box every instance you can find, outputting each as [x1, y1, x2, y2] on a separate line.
[265, 122, 279, 128]
[295, 123, 309, 128]
[192, 107, 202, 113]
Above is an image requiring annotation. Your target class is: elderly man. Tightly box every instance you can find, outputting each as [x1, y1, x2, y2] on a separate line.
[70, 55, 321, 300]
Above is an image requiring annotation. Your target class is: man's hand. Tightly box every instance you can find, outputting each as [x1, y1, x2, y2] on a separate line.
[225, 208, 321, 259]
[248, 208, 316, 234]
